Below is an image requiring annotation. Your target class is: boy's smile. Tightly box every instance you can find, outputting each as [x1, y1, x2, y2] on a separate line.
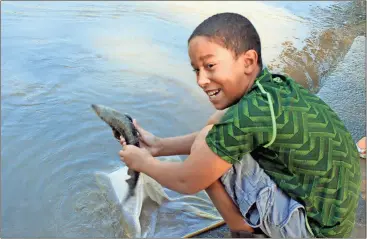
[188, 36, 259, 110]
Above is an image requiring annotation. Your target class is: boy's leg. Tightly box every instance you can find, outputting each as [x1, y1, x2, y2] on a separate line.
[208, 154, 313, 238]
[205, 180, 254, 232]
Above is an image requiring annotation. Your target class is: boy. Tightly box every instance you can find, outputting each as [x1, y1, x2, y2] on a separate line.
[118, 13, 361, 238]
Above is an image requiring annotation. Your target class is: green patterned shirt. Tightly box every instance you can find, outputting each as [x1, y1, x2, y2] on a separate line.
[206, 68, 361, 238]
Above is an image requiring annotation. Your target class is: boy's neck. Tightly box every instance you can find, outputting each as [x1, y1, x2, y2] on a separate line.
[247, 65, 262, 91]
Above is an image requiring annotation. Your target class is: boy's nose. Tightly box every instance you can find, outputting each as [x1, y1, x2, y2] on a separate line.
[197, 73, 210, 88]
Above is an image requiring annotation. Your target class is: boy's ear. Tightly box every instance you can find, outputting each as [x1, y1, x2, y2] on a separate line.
[242, 50, 259, 74]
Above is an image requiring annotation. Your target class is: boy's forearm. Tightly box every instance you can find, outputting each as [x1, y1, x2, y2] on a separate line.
[142, 158, 189, 194]
[157, 132, 198, 156]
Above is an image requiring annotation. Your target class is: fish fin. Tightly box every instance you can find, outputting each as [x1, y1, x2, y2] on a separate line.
[123, 113, 139, 142]
[124, 113, 133, 123]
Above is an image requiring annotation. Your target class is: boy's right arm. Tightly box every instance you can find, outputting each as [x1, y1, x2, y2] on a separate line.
[151, 109, 227, 156]
[119, 109, 250, 232]
[157, 132, 198, 156]
[118, 109, 227, 157]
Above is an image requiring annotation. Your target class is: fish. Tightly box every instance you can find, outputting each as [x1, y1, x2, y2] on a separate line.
[91, 104, 140, 203]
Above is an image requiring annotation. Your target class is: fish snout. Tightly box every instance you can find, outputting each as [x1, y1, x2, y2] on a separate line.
[91, 104, 101, 116]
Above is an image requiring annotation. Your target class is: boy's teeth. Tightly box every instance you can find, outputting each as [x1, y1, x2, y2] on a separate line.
[208, 89, 220, 96]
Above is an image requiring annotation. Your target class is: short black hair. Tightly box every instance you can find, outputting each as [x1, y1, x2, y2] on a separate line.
[188, 12, 263, 69]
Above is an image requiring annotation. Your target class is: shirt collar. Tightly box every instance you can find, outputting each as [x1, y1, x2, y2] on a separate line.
[248, 67, 272, 92]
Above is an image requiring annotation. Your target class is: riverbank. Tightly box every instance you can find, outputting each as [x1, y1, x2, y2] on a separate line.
[268, 0, 366, 93]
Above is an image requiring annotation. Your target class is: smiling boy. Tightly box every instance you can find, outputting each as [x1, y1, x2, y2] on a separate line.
[118, 13, 361, 238]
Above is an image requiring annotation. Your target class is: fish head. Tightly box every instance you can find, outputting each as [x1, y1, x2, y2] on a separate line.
[91, 104, 116, 124]
[91, 104, 102, 116]
[91, 104, 139, 146]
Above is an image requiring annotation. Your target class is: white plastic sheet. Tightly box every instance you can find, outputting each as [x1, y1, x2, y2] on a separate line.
[95, 156, 224, 238]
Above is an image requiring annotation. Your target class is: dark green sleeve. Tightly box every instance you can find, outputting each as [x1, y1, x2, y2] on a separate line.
[205, 101, 273, 164]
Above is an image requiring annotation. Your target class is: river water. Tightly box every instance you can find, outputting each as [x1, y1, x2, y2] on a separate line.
[1, 1, 364, 237]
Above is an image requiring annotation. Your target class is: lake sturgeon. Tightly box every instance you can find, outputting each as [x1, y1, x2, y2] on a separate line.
[91, 104, 140, 203]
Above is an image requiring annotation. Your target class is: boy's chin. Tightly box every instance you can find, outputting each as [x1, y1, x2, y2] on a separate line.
[212, 98, 239, 110]
[212, 101, 231, 110]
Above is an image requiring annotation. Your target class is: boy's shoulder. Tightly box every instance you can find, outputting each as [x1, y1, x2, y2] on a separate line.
[216, 67, 347, 137]
[248, 69, 336, 117]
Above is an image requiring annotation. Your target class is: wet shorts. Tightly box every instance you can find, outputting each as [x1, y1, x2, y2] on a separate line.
[220, 154, 314, 238]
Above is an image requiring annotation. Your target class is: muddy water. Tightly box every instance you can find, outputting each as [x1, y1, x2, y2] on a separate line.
[1, 1, 365, 237]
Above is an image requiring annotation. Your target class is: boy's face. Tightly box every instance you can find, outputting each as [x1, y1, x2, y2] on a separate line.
[188, 36, 257, 110]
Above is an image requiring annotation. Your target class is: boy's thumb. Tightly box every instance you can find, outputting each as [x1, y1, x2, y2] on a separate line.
[133, 119, 143, 136]
[133, 119, 142, 131]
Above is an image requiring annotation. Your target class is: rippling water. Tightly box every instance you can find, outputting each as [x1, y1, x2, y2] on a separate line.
[1, 1, 364, 237]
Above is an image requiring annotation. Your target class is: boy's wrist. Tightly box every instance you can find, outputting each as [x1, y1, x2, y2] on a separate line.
[142, 155, 160, 173]
[153, 136, 164, 157]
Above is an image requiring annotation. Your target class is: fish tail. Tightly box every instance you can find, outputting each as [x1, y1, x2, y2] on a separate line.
[123, 189, 134, 203]
[123, 172, 140, 203]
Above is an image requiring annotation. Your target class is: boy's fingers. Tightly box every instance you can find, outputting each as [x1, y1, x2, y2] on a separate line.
[119, 145, 129, 156]
[119, 150, 124, 157]
[133, 119, 137, 126]
[140, 141, 147, 148]
[120, 142, 127, 147]
[133, 119, 144, 135]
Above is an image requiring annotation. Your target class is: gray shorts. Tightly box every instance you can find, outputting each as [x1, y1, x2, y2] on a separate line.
[220, 154, 314, 238]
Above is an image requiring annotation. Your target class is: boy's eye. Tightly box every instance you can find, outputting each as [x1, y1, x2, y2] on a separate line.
[206, 63, 215, 69]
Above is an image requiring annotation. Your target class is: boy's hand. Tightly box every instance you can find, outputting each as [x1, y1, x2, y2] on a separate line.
[113, 119, 162, 157]
[118, 140, 155, 172]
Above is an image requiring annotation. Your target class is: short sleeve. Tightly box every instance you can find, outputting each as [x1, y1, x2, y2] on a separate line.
[205, 100, 273, 164]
